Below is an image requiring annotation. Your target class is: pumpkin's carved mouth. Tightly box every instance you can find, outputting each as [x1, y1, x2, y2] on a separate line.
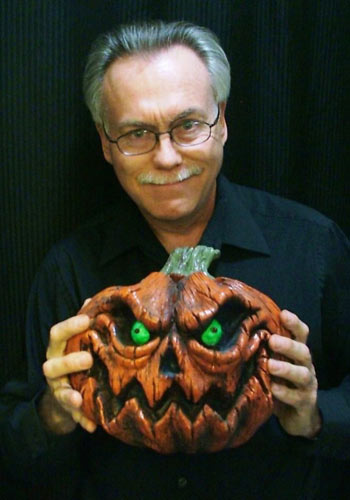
[89, 344, 267, 424]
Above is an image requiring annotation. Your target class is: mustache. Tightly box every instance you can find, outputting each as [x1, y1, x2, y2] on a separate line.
[137, 166, 203, 185]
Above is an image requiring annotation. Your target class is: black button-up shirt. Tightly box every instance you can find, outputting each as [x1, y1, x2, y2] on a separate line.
[1, 175, 350, 499]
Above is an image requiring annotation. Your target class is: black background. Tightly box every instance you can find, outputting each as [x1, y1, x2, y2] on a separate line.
[0, 1, 349, 496]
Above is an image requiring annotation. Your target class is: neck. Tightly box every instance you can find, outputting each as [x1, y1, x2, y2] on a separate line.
[143, 194, 216, 254]
[151, 223, 207, 254]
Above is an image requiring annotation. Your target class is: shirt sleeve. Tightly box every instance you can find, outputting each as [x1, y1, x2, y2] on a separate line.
[314, 222, 350, 459]
[0, 246, 84, 484]
[253, 222, 350, 461]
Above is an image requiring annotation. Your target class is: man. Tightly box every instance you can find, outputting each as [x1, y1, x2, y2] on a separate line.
[1, 21, 349, 499]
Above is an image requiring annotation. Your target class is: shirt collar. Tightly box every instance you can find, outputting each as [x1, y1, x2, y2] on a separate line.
[99, 192, 167, 267]
[200, 175, 271, 255]
[99, 174, 270, 267]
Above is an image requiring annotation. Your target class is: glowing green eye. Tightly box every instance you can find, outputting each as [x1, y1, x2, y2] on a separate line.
[131, 321, 150, 345]
[201, 319, 223, 346]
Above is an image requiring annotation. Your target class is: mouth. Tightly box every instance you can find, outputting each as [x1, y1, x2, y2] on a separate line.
[89, 352, 259, 423]
[137, 166, 203, 186]
[84, 337, 273, 453]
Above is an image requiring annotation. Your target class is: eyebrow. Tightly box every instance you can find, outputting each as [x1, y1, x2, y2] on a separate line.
[116, 107, 205, 131]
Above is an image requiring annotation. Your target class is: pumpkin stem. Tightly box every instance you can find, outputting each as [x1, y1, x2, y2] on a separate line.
[161, 246, 220, 277]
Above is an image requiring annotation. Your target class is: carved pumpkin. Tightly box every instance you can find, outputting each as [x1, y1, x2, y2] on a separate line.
[66, 246, 290, 453]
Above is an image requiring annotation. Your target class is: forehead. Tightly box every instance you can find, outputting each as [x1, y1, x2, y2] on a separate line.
[102, 46, 215, 119]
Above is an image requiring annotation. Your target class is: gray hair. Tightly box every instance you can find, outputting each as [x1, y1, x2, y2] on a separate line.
[83, 20, 231, 125]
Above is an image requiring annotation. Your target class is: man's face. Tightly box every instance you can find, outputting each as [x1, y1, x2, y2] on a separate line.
[98, 45, 227, 227]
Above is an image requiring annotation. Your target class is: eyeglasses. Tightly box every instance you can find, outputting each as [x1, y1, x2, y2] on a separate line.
[102, 106, 220, 156]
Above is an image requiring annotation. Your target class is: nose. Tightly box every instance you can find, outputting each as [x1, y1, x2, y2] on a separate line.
[152, 134, 182, 169]
[159, 344, 181, 378]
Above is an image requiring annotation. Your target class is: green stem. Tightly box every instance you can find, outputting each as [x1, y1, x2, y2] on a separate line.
[161, 246, 220, 277]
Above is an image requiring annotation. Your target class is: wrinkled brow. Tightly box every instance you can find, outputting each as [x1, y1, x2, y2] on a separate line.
[115, 107, 205, 131]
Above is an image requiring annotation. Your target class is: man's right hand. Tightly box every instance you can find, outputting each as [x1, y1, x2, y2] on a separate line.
[39, 312, 97, 434]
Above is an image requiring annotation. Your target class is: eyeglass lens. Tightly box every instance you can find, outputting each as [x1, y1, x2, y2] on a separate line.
[118, 121, 211, 154]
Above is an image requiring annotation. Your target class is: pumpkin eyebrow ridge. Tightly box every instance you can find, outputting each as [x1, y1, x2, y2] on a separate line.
[118, 273, 176, 331]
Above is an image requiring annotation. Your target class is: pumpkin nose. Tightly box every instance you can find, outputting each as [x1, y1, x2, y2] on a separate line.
[160, 345, 181, 378]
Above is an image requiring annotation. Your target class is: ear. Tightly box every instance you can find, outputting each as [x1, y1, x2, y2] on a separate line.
[218, 102, 228, 146]
[96, 123, 113, 165]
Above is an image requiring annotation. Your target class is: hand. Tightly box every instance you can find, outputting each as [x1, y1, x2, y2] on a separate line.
[40, 308, 97, 434]
[268, 310, 322, 439]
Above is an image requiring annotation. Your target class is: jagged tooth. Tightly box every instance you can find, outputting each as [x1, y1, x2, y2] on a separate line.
[103, 398, 155, 449]
[119, 398, 155, 440]
[95, 393, 111, 429]
[172, 407, 195, 453]
[152, 377, 173, 405]
[189, 376, 212, 404]
[193, 404, 230, 452]
[109, 367, 136, 395]
[137, 369, 173, 407]
[225, 405, 239, 434]
[225, 378, 273, 448]
[153, 403, 178, 453]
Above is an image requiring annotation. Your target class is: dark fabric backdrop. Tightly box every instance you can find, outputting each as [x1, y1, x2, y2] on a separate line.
[1, 0, 349, 495]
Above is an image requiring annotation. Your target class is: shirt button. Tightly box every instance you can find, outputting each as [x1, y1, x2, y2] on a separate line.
[177, 476, 188, 488]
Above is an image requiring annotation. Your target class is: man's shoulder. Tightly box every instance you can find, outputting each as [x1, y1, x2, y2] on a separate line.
[45, 199, 132, 265]
[223, 177, 333, 231]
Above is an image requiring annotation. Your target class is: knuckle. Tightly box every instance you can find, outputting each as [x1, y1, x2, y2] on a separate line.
[56, 387, 73, 409]
[65, 316, 78, 331]
[304, 351, 312, 366]
[300, 367, 312, 386]
[49, 323, 60, 342]
[43, 359, 60, 379]
[61, 354, 74, 373]
[42, 360, 51, 377]
[301, 321, 309, 335]
[299, 322, 309, 341]
[279, 362, 291, 378]
[288, 312, 299, 323]
[294, 391, 303, 407]
[300, 345, 312, 364]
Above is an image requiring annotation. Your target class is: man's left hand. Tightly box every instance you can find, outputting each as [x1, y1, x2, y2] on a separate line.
[268, 310, 322, 439]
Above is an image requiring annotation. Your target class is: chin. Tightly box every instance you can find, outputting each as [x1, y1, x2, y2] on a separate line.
[152, 210, 193, 223]
[145, 202, 196, 223]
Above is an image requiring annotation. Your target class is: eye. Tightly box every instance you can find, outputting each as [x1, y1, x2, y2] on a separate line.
[181, 120, 197, 130]
[179, 119, 199, 131]
[129, 129, 149, 139]
[131, 321, 151, 345]
[201, 319, 223, 346]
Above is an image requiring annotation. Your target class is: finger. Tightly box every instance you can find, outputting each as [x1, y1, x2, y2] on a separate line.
[71, 409, 97, 433]
[269, 335, 312, 367]
[280, 310, 309, 343]
[43, 351, 93, 378]
[51, 387, 97, 433]
[79, 298, 92, 313]
[270, 381, 317, 409]
[48, 383, 97, 432]
[47, 314, 92, 356]
[271, 382, 298, 406]
[269, 359, 314, 387]
[53, 384, 84, 409]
